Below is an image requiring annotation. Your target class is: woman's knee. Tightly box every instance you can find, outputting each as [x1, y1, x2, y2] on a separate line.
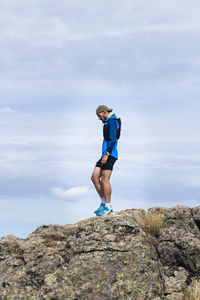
[101, 174, 109, 183]
[91, 174, 95, 183]
[91, 174, 99, 184]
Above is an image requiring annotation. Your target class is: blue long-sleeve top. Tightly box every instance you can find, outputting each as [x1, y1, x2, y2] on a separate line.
[102, 114, 119, 159]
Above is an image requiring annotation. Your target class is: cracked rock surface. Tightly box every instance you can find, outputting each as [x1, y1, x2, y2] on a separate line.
[0, 205, 200, 299]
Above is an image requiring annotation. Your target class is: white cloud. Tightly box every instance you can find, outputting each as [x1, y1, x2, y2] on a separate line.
[1, 0, 200, 100]
[0, 107, 16, 113]
[51, 186, 94, 200]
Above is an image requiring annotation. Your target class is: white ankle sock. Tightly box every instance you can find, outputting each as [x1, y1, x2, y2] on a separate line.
[101, 197, 106, 204]
[105, 203, 112, 209]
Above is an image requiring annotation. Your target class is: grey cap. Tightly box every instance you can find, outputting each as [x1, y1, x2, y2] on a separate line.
[96, 105, 113, 115]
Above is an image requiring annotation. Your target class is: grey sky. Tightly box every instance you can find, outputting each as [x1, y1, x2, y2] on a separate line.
[0, 0, 200, 238]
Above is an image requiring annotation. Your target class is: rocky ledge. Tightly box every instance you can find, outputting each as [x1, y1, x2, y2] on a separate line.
[0, 205, 200, 299]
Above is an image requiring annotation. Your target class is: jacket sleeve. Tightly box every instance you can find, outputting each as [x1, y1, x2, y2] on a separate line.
[106, 119, 117, 154]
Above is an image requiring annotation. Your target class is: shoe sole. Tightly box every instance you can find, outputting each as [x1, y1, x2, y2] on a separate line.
[94, 209, 104, 214]
[96, 209, 113, 216]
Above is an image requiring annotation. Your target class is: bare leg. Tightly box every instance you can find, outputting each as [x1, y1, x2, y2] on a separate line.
[91, 167, 105, 198]
[101, 170, 112, 204]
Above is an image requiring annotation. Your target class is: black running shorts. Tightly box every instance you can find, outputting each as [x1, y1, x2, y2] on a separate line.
[95, 155, 117, 170]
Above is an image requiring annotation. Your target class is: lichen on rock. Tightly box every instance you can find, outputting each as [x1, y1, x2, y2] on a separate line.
[0, 206, 200, 299]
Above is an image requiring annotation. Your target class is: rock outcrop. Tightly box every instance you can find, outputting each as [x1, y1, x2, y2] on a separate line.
[0, 205, 200, 299]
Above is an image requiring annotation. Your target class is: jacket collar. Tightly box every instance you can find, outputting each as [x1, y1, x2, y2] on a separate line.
[104, 113, 116, 123]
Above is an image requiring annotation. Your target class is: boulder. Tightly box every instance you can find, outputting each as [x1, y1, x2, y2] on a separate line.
[0, 206, 200, 299]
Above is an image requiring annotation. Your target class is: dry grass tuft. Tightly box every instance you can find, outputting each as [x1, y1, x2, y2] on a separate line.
[140, 211, 163, 237]
[185, 280, 200, 300]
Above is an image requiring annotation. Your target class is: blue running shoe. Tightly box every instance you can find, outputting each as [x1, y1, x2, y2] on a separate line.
[94, 203, 105, 214]
[96, 206, 113, 216]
